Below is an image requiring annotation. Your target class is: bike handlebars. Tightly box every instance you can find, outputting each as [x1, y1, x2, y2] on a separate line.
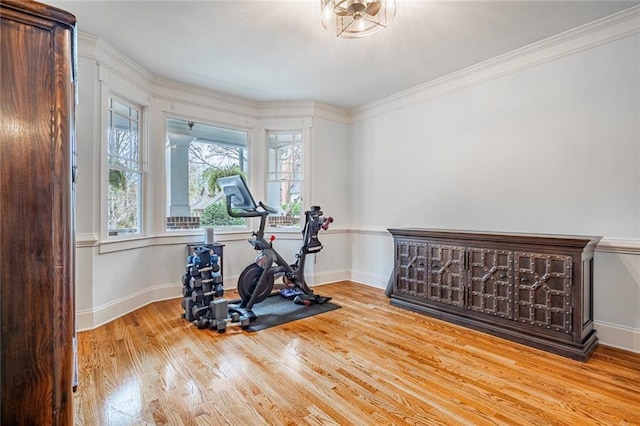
[259, 201, 279, 215]
[226, 195, 278, 218]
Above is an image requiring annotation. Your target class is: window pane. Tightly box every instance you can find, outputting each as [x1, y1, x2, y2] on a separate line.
[108, 169, 140, 235]
[130, 130, 138, 161]
[267, 131, 302, 228]
[112, 99, 130, 116]
[166, 118, 249, 231]
[110, 121, 138, 159]
[109, 128, 128, 157]
[112, 112, 129, 132]
[108, 96, 142, 237]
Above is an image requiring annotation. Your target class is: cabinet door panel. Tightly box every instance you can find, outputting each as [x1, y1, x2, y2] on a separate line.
[1, 2, 76, 423]
[427, 244, 465, 306]
[395, 241, 428, 297]
[515, 252, 572, 333]
[468, 248, 513, 318]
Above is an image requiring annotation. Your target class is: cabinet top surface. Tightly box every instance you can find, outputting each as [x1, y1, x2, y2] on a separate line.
[1, 0, 76, 26]
[388, 227, 601, 249]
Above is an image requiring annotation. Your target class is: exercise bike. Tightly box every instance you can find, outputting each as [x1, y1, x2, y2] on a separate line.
[217, 175, 333, 321]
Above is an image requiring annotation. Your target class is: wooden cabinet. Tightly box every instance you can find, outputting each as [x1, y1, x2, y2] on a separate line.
[388, 228, 600, 361]
[0, 1, 76, 424]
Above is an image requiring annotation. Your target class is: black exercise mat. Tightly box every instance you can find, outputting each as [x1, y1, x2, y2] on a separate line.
[229, 294, 341, 332]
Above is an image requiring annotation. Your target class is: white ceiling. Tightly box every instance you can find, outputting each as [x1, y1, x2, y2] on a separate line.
[47, 0, 640, 110]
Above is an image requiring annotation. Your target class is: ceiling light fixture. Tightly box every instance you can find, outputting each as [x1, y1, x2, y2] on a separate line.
[321, 0, 397, 38]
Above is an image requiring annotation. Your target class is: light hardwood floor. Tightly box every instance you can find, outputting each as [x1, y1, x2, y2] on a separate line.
[74, 281, 640, 425]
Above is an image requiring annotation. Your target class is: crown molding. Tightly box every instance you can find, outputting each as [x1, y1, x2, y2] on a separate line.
[78, 32, 349, 124]
[257, 101, 349, 124]
[152, 77, 260, 119]
[76, 3, 640, 128]
[77, 32, 154, 94]
[312, 102, 350, 124]
[349, 6, 640, 122]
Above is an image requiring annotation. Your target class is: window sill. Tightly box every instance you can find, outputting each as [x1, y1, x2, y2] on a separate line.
[86, 227, 324, 254]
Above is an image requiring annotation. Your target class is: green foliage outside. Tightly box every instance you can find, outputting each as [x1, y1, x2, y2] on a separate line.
[200, 200, 245, 226]
[109, 169, 126, 191]
[282, 200, 301, 216]
[199, 166, 247, 227]
[204, 165, 244, 197]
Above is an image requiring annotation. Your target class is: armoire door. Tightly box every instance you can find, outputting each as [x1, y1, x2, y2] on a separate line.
[0, 1, 76, 424]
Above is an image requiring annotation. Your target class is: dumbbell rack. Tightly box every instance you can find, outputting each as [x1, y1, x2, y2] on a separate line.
[181, 246, 250, 332]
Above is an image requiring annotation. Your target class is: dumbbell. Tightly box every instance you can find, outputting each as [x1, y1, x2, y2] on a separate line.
[188, 265, 200, 277]
[189, 276, 215, 290]
[189, 264, 219, 278]
[197, 287, 223, 302]
[191, 289, 204, 303]
[183, 298, 195, 322]
[198, 264, 220, 274]
[202, 283, 214, 305]
[209, 299, 228, 320]
[192, 304, 209, 320]
[239, 316, 250, 329]
[195, 317, 209, 330]
[214, 284, 224, 298]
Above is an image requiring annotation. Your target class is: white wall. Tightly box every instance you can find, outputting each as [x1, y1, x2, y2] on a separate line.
[349, 31, 640, 351]
[350, 35, 639, 236]
[310, 117, 352, 284]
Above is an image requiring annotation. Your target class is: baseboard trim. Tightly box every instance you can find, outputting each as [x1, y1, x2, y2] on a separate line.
[594, 321, 640, 354]
[76, 282, 181, 331]
[75, 310, 94, 331]
[310, 269, 350, 286]
[349, 270, 389, 290]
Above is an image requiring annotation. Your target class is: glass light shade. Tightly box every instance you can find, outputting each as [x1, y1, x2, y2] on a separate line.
[321, 0, 397, 38]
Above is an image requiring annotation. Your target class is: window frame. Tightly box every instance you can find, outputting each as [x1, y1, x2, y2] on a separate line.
[266, 129, 304, 229]
[262, 118, 312, 232]
[102, 94, 147, 240]
[164, 115, 253, 233]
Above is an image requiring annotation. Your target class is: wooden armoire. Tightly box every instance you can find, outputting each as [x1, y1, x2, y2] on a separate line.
[0, 1, 77, 424]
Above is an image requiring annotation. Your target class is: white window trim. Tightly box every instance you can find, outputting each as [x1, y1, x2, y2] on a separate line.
[162, 112, 256, 235]
[98, 64, 150, 242]
[260, 118, 312, 232]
